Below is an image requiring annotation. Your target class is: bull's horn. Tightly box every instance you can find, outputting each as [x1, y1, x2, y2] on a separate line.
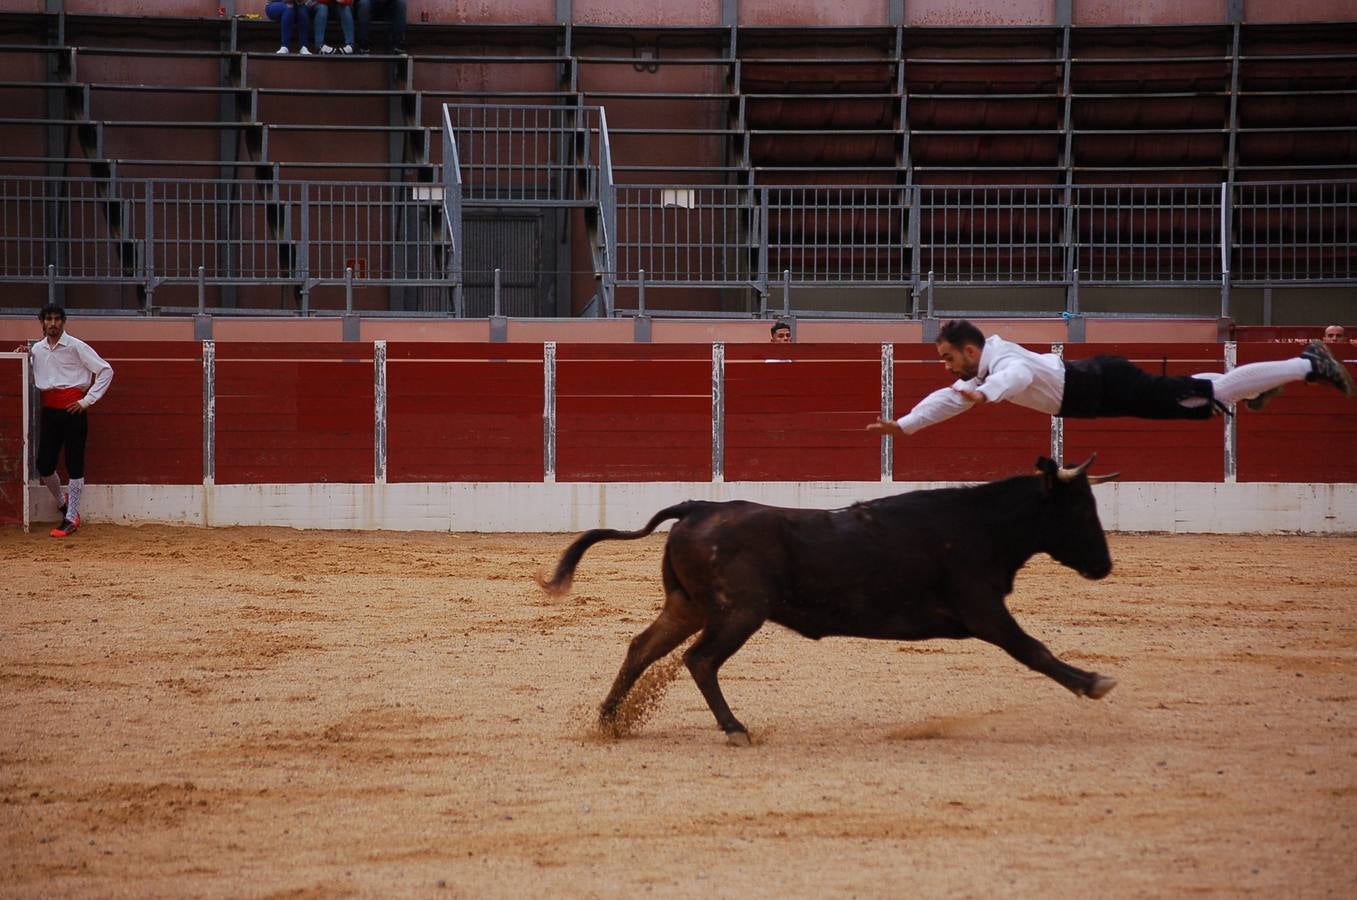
[1056, 453, 1097, 482]
[1088, 471, 1120, 485]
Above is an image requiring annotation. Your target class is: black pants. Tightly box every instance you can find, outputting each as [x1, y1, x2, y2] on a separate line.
[1057, 355, 1216, 420]
[36, 407, 88, 479]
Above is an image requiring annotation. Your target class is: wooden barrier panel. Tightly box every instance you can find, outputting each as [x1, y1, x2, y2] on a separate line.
[1236, 342, 1357, 483]
[387, 343, 545, 483]
[725, 344, 881, 481]
[556, 344, 711, 482]
[1063, 343, 1225, 482]
[83, 341, 203, 485]
[214, 343, 375, 485]
[0, 357, 22, 525]
[890, 344, 1052, 482]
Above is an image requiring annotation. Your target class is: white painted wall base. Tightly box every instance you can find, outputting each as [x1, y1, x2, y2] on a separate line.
[24, 480, 1357, 534]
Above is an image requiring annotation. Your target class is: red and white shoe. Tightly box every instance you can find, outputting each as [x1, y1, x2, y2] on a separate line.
[50, 514, 80, 538]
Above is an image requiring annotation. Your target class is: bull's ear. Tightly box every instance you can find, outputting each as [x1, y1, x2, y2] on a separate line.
[1034, 456, 1056, 475]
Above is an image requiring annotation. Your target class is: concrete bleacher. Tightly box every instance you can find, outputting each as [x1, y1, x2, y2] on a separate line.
[0, 9, 1352, 322]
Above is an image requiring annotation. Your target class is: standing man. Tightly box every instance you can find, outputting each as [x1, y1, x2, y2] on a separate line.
[1324, 324, 1347, 344]
[770, 321, 792, 343]
[868, 319, 1353, 439]
[13, 305, 113, 537]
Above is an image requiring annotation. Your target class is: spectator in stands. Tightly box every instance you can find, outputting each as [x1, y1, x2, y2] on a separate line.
[770, 321, 792, 343]
[867, 318, 1354, 439]
[11, 305, 114, 539]
[355, 0, 407, 55]
[1324, 324, 1347, 344]
[267, 1, 316, 55]
[316, 0, 356, 55]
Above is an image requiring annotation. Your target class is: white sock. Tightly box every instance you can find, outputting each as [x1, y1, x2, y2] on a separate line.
[1194, 358, 1312, 405]
[42, 473, 63, 504]
[66, 478, 84, 521]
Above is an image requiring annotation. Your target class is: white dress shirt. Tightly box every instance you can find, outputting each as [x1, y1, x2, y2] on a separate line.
[894, 334, 1066, 434]
[30, 332, 114, 409]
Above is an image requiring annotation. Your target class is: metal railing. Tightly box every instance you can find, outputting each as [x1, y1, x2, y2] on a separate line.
[3, 175, 1354, 315]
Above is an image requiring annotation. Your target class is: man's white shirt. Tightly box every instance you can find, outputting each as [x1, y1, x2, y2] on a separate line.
[30, 333, 114, 409]
[894, 334, 1066, 434]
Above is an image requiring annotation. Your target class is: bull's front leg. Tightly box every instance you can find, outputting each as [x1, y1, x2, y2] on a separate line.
[962, 602, 1117, 699]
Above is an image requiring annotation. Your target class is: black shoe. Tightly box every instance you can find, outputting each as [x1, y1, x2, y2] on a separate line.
[392, 45, 407, 55]
[1301, 340, 1355, 397]
[357, 46, 371, 55]
[1244, 386, 1284, 411]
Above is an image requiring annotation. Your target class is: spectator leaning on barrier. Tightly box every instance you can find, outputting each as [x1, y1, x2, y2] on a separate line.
[11, 305, 114, 539]
[867, 318, 1355, 440]
[770, 321, 792, 343]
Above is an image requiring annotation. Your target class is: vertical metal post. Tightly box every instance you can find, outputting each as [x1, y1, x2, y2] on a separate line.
[1050, 342, 1065, 463]
[880, 342, 894, 482]
[197, 265, 207, 314]
[20, 352, 30, 532]
[374, 340, 387, 485]
[493, 267, 502, 317]
[781, 269, 791, 317]
[1223, 341, 1237, 484]
[711, 342, 725, 483]
[202, 340, 216, 487]
[543, 341, 556, 483]
[1220, 181, 1232, 318]
[46, 263, 56, 304]
[345, 266, 355, 313]
[1069, 268, 1081, 316]
[638, 267, 646, 315]
[926, 269, 935, 318]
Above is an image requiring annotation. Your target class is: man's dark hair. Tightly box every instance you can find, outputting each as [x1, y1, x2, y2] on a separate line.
[770, 321, 791, 336]
[37, 304, 66, 321]
[937, 319, 984, 349]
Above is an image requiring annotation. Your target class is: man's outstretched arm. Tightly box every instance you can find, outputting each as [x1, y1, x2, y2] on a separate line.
[866, 384, 976, 437]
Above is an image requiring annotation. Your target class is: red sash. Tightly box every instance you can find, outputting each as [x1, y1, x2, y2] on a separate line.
[42, 387, 85, 409]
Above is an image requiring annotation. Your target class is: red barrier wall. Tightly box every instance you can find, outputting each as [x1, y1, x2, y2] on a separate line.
[1063, 343, 1226, 482]
[890, 344, 1052, 481]
[215, 343, 375, 485]
[556, 344, 711, 482]
[387, 343, 545, 482]
[1236, 342, 1357, 483]
[725, 344, 882, 481]
[85, 341, 204, 485]
[0, 357, 23, 525]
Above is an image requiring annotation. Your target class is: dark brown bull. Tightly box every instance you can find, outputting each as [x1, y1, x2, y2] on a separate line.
[541, 456, 1119, 745]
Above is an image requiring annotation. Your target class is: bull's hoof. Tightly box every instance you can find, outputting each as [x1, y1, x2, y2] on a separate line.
[725, 730, 752, 747]
[1086, 675, 1117, 699]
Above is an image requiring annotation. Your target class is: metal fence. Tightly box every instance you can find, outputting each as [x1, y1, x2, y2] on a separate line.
[3, 174, 1354, 315]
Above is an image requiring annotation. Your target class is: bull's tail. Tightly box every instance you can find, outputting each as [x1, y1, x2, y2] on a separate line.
[538, 501, 705, 596]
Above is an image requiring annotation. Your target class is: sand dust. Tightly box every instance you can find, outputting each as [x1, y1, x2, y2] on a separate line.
[2, 525, 1354, 898]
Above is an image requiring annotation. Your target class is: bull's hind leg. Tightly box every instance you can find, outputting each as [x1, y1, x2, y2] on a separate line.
[964, 604, 1117, 699]
[683, 607, 766, 746]
[598, 559, 703, 732]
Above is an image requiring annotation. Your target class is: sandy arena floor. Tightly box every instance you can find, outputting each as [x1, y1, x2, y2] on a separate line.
[1, 524, 1354, 898]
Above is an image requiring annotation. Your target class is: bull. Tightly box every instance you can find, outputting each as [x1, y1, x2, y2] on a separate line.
[540, 455, 1119, 746]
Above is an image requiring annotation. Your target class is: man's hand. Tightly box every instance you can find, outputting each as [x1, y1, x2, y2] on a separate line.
[64, 401, 85, 414]
[11, 344, 28, 354]
[866, 418, 905, 438]
[953, 386, 987, 405]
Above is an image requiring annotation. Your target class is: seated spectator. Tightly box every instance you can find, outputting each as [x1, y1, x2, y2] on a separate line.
[355, 0, 407, 55]
[267, 1, 315, 55]
[1324, 324, 1347, 344]
[316, 0, 356, 54]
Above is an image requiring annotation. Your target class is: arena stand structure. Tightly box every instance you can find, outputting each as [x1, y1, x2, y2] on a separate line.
[0, 1, 1353, 532]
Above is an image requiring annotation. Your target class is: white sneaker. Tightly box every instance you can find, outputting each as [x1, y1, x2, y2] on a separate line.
[299, 46, 312, 55]
[320, 44, 336, 55]
[341, 44, 354, 54]
[275, 46, 290, 54]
